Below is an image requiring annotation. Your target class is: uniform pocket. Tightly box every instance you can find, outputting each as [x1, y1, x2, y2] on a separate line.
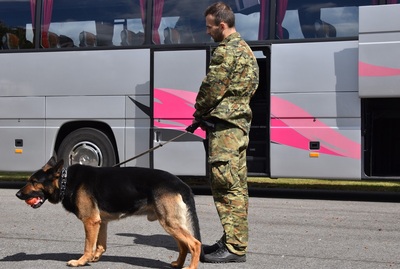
[210, 159, 233, 190]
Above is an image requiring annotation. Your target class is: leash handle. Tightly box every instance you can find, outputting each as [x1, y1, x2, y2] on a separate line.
[113, 131, 188, 167]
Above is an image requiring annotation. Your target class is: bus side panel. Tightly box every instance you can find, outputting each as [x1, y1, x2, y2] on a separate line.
[270, 42, 361, 179]
[125, 95, 152, 168]
[153, 50, 207, 176]
[40, 49, 151, 169]
[46, 96, 127, 166]
[0, 97, 46, 171]
[0, 50, 150, 97]
[359, 4, 400, 98]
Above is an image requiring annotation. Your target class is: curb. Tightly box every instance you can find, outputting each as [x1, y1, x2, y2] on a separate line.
[3, 181, 399, 203]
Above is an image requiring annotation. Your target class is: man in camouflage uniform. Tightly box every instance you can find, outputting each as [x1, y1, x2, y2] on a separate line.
[187, 1, 259, 263]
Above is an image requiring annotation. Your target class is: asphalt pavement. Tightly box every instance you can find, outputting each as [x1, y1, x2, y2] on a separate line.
[1, 188, 400, 269]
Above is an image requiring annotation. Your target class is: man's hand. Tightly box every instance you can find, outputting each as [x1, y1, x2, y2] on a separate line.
[186, 120, 201, 133]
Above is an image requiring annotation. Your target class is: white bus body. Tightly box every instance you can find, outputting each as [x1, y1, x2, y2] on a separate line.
[1, 0, 399, 180]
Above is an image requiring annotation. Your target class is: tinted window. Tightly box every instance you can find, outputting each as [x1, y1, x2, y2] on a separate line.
[153, 0, 210, 44]
[234, 0, 376, 41]
[0, 0, 34, 49]
[0, 0, 391, 50]
[283, 1, 372, 39]
[47, 0, 144, 48]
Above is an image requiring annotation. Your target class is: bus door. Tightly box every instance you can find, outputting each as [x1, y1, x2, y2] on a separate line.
[269, 41, 361, 180]
[359, 5, 400, 178]
[247, 46, 271, 176]
[152, 49, 208, 176]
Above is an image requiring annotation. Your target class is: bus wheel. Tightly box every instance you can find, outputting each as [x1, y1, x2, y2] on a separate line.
[58, 128, 116, 168]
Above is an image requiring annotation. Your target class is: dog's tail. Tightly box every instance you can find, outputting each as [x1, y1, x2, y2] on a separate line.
[185, 192, 201, 242]
[189, 194, 201, 242]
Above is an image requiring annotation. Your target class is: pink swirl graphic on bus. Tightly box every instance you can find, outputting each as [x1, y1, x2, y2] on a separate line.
[359, 61, 400, 77]
[154, 88, 360, 159]
[271, 96, 360, 159]
[154, 88, 206, 138]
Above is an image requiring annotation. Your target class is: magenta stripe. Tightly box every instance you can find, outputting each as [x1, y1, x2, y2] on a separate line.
[153, 88, 360, 158]
[359, 61, 400, 77]
[271, 96, 360, 159]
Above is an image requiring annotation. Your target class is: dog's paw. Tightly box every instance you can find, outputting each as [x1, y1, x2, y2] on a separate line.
[67, 259, 87, 267]
[171, 260, 184, 268]
[66, 260, 79, 267]
[91, 255, 101, 262]
[92, 246, 105, 262]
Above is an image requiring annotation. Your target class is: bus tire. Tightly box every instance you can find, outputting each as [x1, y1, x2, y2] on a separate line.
[58, 128, 116, 168]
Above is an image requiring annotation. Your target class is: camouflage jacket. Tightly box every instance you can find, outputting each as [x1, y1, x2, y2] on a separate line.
[193, 32, 259, 134]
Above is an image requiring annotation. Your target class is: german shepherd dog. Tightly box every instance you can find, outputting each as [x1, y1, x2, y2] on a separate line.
[16, 157, 201, 269]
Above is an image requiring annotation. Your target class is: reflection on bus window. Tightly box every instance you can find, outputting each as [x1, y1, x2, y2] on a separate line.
[282, 0, 374, 40]
[0, 0, 393, 50]
[235, 0, 375, 41]
[154, 0, 210, 44]
[45, 0, 145, 48]
[0, 0, 34, 50]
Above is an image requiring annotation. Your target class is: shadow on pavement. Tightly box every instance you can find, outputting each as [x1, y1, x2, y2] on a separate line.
[0, 251, 172, 268]
[192, 185, 400, 203]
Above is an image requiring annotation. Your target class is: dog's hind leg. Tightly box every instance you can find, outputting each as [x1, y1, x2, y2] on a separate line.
[171, 236, 189, 268]
[162, 223, 201, 269]
[157, 214, 188, 268]
[156, 194, 201, 269]
[92, 221, 108, 262]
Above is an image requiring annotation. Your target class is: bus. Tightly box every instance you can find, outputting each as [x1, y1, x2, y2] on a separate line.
[1, 0, 399, 180]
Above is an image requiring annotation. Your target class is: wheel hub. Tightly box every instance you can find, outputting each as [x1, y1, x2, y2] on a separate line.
[69, 142, 103, 167]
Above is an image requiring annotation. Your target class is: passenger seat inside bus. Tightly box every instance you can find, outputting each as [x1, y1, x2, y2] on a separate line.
[120, 29, 144, 46]
[59, 35, 75, 48]
[79, 31, 97, 47]
[164, 27, 180, 44]
[298, 7, 336, 38]
[43, 32, 74, 48]
[314, 19, 336, 38]
[48, 32, 60, 48]
[1, 33, 19, 49]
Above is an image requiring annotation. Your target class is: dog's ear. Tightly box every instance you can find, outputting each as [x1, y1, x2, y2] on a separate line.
[54, 159, 64, 173]
[43, 156, 57, 171]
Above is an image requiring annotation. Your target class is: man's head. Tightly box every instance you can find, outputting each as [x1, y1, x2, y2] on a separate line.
[204, 2, 236, 42]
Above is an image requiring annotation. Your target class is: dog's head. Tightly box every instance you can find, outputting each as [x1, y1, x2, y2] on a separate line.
[16, 157, 64, 208]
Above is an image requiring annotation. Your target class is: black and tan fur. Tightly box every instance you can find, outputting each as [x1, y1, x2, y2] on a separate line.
[16, 157, 201, 269]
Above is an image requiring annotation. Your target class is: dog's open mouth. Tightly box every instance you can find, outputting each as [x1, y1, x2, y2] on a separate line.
[25, 197, 45, 208]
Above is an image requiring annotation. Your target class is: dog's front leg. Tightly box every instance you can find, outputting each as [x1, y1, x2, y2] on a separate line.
[92, 221, 108, 262]
[67, 216, 101, 267]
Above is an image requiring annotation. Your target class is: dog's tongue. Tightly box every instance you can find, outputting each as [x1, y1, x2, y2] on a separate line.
[25, 197, 40, 206]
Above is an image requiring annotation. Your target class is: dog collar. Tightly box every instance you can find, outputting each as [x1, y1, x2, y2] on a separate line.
[59, 168, 67, 201]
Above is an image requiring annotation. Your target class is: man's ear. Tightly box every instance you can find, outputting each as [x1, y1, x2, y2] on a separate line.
[219, 21, 228, 31]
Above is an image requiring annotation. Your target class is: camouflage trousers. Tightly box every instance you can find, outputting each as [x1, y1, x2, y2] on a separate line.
[208, 122, 249, 256]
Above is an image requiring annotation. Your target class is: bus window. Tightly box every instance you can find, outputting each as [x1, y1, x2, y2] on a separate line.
[46, 0, 145, 48]
[281, 0, 375, 40]
[233, 0, 377, 41]
[0, 0, 34, 50]
[154, 0, 210, 44]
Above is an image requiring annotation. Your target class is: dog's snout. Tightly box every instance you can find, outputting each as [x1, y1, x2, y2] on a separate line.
[16, 190, 24, 199]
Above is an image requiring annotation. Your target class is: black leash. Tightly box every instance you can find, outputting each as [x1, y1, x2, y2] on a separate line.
[113, 131, 189, 167]
[112, 120, 207, 167]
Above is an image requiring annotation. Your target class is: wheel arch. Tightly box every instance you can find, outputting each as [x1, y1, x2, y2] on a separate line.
[54, 121, 120, 164]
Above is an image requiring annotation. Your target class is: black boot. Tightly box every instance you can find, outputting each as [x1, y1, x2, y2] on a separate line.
[203, 244, 246, 263]
[202, 239, 224, 255]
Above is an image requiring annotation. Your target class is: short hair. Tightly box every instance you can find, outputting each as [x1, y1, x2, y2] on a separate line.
[204, 2, 235, 28]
